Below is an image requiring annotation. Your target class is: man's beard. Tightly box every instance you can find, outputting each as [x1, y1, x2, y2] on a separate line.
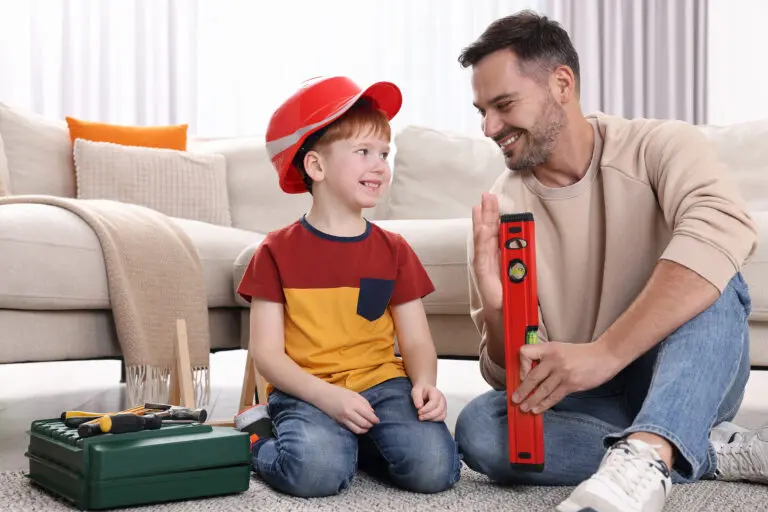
[503, 95, 567, 171]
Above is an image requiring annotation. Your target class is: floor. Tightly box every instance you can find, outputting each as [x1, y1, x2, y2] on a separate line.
[1, 351, 767, 472]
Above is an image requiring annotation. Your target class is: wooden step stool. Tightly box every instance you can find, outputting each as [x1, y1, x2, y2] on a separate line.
[171, 319, 267, 427]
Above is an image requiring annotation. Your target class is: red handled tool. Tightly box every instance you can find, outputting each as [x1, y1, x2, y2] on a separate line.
[499, 212, 545, 471]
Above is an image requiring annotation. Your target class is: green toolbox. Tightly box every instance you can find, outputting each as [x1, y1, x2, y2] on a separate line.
[25, 419, 252, 510]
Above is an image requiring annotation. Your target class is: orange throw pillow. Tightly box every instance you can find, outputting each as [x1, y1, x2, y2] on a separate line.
[65, 116, 188, 151]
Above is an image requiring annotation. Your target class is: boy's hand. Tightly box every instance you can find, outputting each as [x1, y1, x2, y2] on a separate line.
[317, 385, 379, 434]
[411, 383, 447, 422]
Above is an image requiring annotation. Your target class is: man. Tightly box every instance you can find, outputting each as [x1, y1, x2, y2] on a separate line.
[454, 10, 768, 512]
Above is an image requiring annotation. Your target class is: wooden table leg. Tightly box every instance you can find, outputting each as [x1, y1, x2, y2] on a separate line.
[169, 319, 195, 408]
[239, 348, 268, 412]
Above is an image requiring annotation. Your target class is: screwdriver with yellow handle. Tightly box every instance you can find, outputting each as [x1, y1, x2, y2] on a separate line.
[77, 413, 164, 438]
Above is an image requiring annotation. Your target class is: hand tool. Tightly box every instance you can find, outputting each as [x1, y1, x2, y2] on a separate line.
[77, 413, 164, 438]
[61, 405, 146, 420]
[153, 407, 207, 423]
[499, 212, 545, 471]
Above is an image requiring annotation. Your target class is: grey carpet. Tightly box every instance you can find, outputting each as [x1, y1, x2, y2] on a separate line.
[2, 467, 767, 511]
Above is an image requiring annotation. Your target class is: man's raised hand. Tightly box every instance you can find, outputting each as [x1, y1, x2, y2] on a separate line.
[471, 192, 503, 312]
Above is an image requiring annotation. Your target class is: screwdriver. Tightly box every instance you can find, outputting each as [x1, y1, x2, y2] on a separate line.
[77, 413, 163, 438]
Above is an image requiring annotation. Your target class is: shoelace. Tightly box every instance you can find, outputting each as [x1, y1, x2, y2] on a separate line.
[597, 444, 665, 504]
[716, 434, 763, 479]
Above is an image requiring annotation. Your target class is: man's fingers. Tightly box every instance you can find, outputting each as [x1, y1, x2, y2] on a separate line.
[482, 193, 499, 228]
[512, 360, 550, 404]
[519, 352, 532, 382]
[520, 374, 561, 413]
[519, 343, 546, 382]
[531, 385, 569, 415]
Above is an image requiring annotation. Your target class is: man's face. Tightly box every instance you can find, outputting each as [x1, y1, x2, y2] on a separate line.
[471, 49, 567, 171]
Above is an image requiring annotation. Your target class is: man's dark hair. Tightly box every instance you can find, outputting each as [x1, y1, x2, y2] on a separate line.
[458, 10, 580, 92]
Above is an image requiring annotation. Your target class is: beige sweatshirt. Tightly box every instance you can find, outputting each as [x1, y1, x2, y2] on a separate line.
[470, 112, 758, 390]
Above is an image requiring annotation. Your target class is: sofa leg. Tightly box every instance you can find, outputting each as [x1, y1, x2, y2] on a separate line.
[120, 359, 126, 384]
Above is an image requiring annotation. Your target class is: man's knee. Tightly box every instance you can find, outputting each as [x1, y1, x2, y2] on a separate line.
[455, 390, 511, 482]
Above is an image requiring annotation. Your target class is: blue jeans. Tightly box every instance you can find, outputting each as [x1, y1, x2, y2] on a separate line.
[253, 376, 462, 497]
[455, 272, 752, 486]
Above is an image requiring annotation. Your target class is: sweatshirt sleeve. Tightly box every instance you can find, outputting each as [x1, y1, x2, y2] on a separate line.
[467, 223, 508, 391]
[646, 121, 758, 293]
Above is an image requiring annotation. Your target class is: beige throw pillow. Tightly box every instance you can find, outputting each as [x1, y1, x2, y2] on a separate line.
[74, 139, 232, 227]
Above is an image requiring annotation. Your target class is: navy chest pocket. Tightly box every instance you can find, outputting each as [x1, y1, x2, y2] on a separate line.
[357, 278, 395, 321]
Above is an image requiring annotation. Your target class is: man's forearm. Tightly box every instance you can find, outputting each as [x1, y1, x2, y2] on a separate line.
[596, 259, 720, 368]
[483, 306, 507, 368]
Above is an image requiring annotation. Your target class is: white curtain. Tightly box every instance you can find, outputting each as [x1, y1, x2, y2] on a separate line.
[545, 0, 708, 124]
[0, 0, 544, 138]
[706, 0, 768, 126]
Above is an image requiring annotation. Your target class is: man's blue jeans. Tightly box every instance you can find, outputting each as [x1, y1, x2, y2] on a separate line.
[253, 376, 462, 497]
[455, 272, 752, 486]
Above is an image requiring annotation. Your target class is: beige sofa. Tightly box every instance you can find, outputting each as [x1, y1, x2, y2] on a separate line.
[1, 101, 767, 371]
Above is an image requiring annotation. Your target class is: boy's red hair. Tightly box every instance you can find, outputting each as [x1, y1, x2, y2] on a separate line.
[314, 98, 392, 148]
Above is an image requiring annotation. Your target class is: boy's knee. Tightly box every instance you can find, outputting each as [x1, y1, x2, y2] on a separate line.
[391, 426, 461, 493]
[400, 449, 461, 493]
[278, 449, 357, 498]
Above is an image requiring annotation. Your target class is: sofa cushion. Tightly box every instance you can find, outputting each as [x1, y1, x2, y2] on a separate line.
[0, 203, 262, 309]
[0, 102, 75, 197]
[697, 119, 768, 211]
[74, 139, 233, 227]
[231, 217, 472, 315]
[66, 116, 188, 150]
[742, 210, 768, 322]
[385, 125, 505, 220]
[189, 137, 313, 234]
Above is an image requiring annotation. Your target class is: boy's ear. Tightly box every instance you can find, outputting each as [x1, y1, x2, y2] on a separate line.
[303, 151, 324, 182]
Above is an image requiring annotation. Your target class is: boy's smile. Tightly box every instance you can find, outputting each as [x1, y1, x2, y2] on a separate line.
[317, 136, 391, 210]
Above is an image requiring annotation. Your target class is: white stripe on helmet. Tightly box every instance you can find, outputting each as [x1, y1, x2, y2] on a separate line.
[266, 93, 361, 159]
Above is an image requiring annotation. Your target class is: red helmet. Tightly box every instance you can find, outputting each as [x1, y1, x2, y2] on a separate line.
[265, 76, 402, 194]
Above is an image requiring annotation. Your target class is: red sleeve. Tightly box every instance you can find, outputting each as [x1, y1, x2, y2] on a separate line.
[236, 236, 285, 304]
[389, 235, 435, 306]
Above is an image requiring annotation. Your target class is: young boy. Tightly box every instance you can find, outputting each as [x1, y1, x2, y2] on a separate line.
[235, 76, 461, 498]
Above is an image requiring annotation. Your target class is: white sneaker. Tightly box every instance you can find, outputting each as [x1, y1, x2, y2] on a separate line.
[711, 421, 768, 483]
[556, 439, 672, 512]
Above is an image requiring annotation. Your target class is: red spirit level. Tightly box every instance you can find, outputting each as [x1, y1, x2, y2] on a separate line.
[499, 212, 545, 471]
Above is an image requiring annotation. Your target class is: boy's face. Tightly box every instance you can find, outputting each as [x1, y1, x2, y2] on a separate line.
[308, 134, 391, 210]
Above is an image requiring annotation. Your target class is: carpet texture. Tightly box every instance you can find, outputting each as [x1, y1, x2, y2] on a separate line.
[3, 467, 767, 511]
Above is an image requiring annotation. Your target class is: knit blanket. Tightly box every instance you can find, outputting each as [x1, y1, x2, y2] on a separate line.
[0, 195, 210, 406]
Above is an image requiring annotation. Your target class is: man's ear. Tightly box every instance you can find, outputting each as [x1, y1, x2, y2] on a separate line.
[551, 65, 577, 103]
[303, 151, 324, 183]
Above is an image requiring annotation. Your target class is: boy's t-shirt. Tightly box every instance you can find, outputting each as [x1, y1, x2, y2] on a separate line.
[237, 216, 435, 393]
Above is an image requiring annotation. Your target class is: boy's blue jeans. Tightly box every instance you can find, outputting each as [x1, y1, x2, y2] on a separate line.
[455, 272, 752, 486]
[253, 376, 462, 497]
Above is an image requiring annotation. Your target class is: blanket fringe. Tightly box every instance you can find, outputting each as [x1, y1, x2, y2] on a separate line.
[126, 365, 211, 408]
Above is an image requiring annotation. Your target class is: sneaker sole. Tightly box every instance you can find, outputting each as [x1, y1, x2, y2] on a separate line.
[556, 502, 598, 512]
